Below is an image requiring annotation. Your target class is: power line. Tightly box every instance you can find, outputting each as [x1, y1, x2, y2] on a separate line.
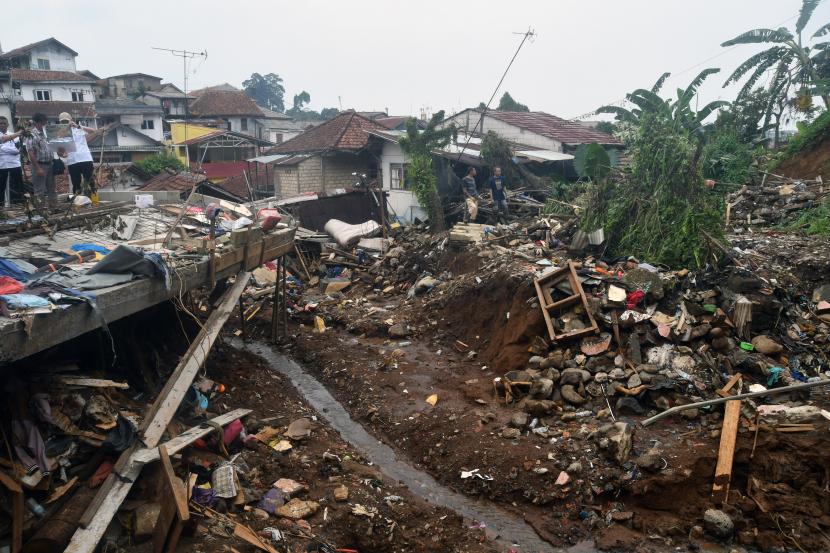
[152, 46, 207, 164]
[455, 27, 535, 161]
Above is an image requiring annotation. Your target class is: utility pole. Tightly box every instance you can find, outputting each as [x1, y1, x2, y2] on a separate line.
[152, 47, 207, 167]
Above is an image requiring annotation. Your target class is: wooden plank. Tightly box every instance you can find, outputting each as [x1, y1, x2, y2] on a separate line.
[132, 408, 251, 463]
[159, 445, 189, 521]
[0, 470, 23, 553]
[717, 373, 743, 398]
[56, 376, 130, 389]
[534, 278, 556, 341]
[712, 399, 742, 504]
[67, 273, 252, 553]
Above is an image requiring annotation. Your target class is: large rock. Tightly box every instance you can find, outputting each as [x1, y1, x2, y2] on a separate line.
[560, 368, 591, 386]
[596, 422, 633, 464]
[521, 399, 557, 416]
[621, 268, 664, 300]
[388, 323, 410, 338]
[276, 499, 320, 520]
[560, 385, 587, 405]
[751, 335, 783, 355]
[703, 509, 734, 539]
[529, 378, 554, 399]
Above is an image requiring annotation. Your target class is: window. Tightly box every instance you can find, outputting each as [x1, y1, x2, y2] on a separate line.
[71, 91, 84, 102]
[34, 89, 51, 101]
[275, 133, 283, 144]
[141, 119, 155, 130]
[240, 118, 248, 131]
[390, 163, 409, 190]
[37, 58, 50, 70]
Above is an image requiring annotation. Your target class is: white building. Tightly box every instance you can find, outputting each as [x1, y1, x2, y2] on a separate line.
[0, 37, 79, 72]
[95, 98, 164, 142]
[189, 85, 264, 138]
[137, 83, 194, 119]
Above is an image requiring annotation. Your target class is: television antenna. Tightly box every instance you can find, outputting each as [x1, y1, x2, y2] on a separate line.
[152, 47, 207, 162]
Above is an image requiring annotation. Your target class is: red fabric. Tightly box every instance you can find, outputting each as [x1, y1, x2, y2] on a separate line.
[260, 216, 281, 231]
[89, 460, 114, 488]
[626, 290, 645, 309]
[0, 276, 24, 295]
[223, 419, 244, 445]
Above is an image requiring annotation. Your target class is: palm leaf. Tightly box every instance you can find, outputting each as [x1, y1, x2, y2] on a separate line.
[627, 89, 668, 114]
[721, 27, 793, 46]
[796, 0, 822, 34]
[737, 50, 790, 100]
[596, 106, 637, 124]
[813, 22, 830, 37]
[723, 47, 783, 86]
[695, 101, 730, 123]
[651, 72, 671, 94]
[678, 68, 720, 110]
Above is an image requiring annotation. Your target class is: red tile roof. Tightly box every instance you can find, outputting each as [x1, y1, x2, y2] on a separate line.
[10, 69, 94, 82]
[0, 38, 78, 60]
[13, 101, 96, 119]
[267, 111, 388, 154]
[477, 110, 622, 146]
[375, 116, 410, 130]
[210, 173, 251, 201]
[138, 170, 207, 192]
[189, 89, 263, 117]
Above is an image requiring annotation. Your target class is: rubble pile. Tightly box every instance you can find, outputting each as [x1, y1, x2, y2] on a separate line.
[727, 176, 827, 230]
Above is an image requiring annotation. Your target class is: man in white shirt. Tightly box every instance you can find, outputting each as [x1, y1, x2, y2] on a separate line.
[58, 112, 96, 195]
[0, 116, 25, 208]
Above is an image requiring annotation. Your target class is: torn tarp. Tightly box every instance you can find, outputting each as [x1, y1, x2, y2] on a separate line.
[87, 245, 171, 289]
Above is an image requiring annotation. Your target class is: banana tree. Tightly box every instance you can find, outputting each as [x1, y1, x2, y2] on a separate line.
[597, 68, 729, 141]
[722, 0, 830, 110]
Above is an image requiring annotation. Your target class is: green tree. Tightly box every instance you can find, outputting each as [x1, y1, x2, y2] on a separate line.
[714, 87, 772, 143]
[242, 73, 286, 111]
[722, 0, 830, 114]
[480, 130, 520, 185]
[286, 91, 311, 116]
[497, 92, 530, 112]
[398, 111, 456, 231]
[320, 107, 340, 119]
[134, 152, 186, 175]
[594, 121, 618, 135]
[574, 143, 612, 182]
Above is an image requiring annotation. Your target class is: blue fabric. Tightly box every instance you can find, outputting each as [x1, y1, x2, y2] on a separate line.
[0, 258, 30, 282]
[0, 294, 50, 310]
[488, 176, 506, 201]
[70, 243, 111, 255]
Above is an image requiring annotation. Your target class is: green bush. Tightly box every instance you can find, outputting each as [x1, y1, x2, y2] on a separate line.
[781, 201, 830, 235]
[701, 131, 755, 185]
[134, 152, 186, 175]
[582, 114, 724, 268]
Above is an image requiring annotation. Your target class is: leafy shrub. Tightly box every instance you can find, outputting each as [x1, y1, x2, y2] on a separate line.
[134, 152, 186, 176]
[582, 114, 724, 268]
[701, 131, 755, 185]
[770, 110, 830, 168]
[781, 201, 830, 235]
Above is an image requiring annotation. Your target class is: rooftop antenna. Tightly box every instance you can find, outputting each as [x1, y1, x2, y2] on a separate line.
[152, 46, 207, 166]
[456, 27, 535, 161]
[338, 95, 343, 111]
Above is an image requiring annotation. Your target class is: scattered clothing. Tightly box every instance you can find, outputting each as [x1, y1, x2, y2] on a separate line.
[12, 419, 51, 475]
[0, 275, 24, 295]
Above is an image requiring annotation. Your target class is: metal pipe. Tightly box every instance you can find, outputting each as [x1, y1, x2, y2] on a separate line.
[641, 379, 830, 426]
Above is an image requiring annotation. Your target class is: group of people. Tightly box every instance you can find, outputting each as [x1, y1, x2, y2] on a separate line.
[0, 111, 95, 211]
[461, 165, 509, 223]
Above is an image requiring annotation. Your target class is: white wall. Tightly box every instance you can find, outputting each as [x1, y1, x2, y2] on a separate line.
[135, 114, 163, 141]
[445, 111, 563, 151]
[19, 82, 94, 102]
[226, 116, 262, 138]
[25, 45, 77, 71]
[379, 141, 423, 224]
[113, 127, 155, 147]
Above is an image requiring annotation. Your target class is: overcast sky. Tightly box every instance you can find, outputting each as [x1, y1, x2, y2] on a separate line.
[4, 0, 828, 119]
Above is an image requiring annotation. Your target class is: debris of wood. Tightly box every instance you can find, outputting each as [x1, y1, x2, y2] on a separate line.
[712, 399, 741, 504]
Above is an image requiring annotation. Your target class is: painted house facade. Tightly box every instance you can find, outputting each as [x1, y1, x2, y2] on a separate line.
[188, 86, 264, 138]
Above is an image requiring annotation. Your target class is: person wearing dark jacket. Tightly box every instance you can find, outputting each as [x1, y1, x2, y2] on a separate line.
[488, 166, 508, 220]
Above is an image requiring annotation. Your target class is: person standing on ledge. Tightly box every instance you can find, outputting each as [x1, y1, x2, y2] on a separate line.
[0, 116, 25, 208]
[24, 113, 57, 209]
[59, 112, 96, 195]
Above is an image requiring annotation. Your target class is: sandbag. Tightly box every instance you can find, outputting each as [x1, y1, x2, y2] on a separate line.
[323, 219, 381, 249]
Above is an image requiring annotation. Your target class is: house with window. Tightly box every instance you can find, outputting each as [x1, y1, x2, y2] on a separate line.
[262, 111, 389, 198]
[94, 98, 164, 141]
[257, 106, 312, 144]
[10, 69, 97, 125]
[0, 38, 79, 71]
[188, 85, 264, 138]
[100, 73, 163, 99]
[85, 123, 164, 163]
[442, 109, 623, 171]
[137, 83, 194, 119]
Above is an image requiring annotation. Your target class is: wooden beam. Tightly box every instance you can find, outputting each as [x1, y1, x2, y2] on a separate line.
[0, 470, 23, 553]
[712, 399, 742, 504]
[132, 408, 251, 463]
[66, 273, 252, 553]
[717, 372, 742, 398]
